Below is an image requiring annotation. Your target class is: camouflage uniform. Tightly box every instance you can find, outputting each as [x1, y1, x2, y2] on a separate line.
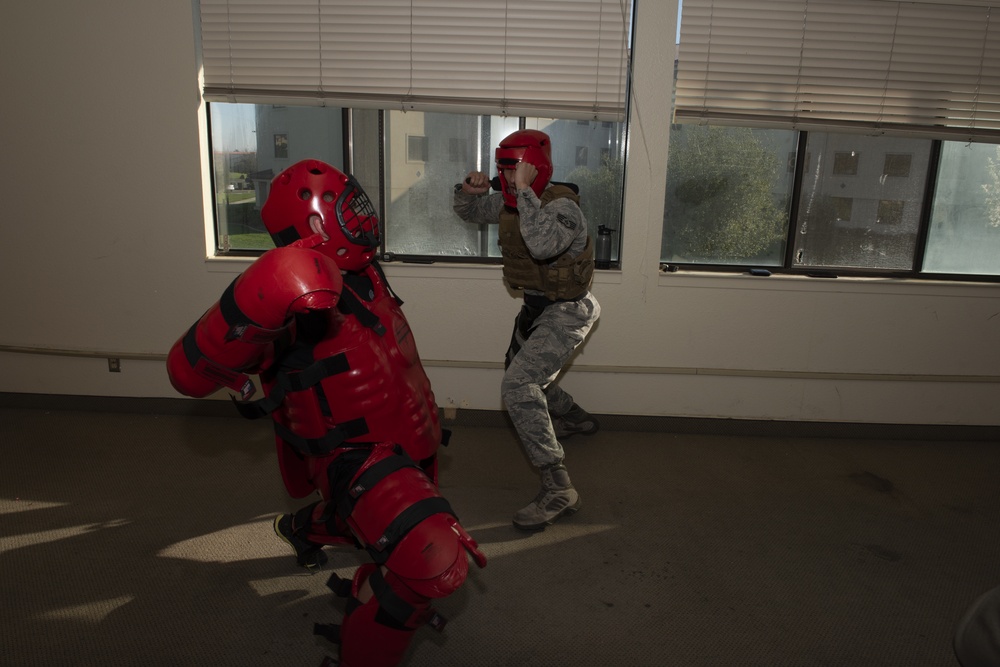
[453, 185, 600, 469]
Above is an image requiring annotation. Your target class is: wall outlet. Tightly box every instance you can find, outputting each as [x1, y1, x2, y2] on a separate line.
[108, 358, 121, 373]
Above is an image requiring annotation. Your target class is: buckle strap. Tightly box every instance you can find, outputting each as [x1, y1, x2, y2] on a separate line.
[285, 353, 350, 391]
[272, 418, 370, 457]
[368, 567, 447, 632]
[367, 496, 456, 564]
[337, 288, 385, 335]
[233, 352, 350, 420]
[349, 449, 420, 500]
[182, 324, 256, 400]
[325, 572, 353, 598]
[313, 622, 341, 645]
[220, 278, 286, 343]
[333, 449, 420, 523]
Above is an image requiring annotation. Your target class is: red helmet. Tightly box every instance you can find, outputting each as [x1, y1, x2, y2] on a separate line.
[495, 129, 554, 207]
[261, 159, 380, 272]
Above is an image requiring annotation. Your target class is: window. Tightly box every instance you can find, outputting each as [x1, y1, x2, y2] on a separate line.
[198, 0, 633, 262]
[924, 142, 1000, 275]
[664, 125, 1000, 278]
[273, 134, 288, 159]
[379, 111, 626, 264]
[833, 152, 859, 177]
[665, 0, 1000, 280]
[884, 154, 912, 178]
[207, 101, 629, 262]
[877, 200, 905, 226]
[663, 124, 796, 266]
[207, 103, 347, 253]
[407, 136, 428, 163]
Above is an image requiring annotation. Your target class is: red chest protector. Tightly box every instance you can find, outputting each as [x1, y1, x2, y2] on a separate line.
[242, 262, 443, 498]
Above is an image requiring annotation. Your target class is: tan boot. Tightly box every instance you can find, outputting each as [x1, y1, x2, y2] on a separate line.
[512, 464, 582, 531]
[552, 403, 600, 439]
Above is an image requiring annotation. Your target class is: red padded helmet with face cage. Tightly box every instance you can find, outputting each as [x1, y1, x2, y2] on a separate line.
[495, 129, 554, 207]
[261, 159, 380, 272]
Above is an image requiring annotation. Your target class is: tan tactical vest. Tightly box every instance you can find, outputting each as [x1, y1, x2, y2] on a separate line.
[497, 185, 595, 301]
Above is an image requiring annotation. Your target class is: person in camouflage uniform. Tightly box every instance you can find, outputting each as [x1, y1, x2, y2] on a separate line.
[453, 129, 601, 531]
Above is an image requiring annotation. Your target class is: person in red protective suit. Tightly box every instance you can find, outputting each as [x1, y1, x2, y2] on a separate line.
[166, 159, 486, 667]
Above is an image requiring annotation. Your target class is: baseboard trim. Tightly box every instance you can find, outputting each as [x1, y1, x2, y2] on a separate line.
[1, 392, 997, 441]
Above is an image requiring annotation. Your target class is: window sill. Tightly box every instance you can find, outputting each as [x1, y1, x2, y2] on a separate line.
[657, 267, 999, 297]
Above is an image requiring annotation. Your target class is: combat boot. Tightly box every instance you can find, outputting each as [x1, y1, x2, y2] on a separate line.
[552, 403, 600, 440]
[512, 463, 582, 531]
[274, 513, 328, 569]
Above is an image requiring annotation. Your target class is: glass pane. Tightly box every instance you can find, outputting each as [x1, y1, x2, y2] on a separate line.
[385, 111, 516, 257]
[209, 103, 345, 252]
[793, 133, 930, 270]
[526, 118, 627, 266]
[384, 114, 626, 262]
[923, 142, 1000, 276]
[662, 125, 796, 265]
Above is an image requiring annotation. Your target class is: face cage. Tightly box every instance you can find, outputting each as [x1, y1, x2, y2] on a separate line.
[334, 176, 380, 249]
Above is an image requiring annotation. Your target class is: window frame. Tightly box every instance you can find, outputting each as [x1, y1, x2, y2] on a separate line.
[207, 106, 628, 270]
[662, 131, 1000, 283]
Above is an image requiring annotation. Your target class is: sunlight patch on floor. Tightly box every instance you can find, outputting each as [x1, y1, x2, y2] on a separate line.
[474, 523, 618, 559]
[36, 595, 134, 623]
[157, 515, 291, 563]
[0, 519, 130, 556]
[248, 567, 356, 608]
[0, 498, 68, 515]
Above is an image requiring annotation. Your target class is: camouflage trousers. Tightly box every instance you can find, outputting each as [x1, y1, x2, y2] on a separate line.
[501, 292, 601, 468]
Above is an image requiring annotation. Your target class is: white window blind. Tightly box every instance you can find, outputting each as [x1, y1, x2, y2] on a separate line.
[199, 0, 632, 122]
[675, 0, 1000, 142]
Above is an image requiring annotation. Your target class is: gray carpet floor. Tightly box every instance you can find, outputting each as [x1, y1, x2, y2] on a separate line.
[2, 403, 999, 666]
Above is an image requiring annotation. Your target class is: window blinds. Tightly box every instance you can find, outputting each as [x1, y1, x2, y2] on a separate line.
[199, 0, 632, 122]
[675, 0, 1000, 142]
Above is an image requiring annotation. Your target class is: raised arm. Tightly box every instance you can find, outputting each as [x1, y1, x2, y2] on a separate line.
[453, 170, 504, 225]
[166, 246, 343, 399]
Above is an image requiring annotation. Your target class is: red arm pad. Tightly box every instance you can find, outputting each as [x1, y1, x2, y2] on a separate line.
[234, 246, 343, 327]
[165, 247, 343, 399]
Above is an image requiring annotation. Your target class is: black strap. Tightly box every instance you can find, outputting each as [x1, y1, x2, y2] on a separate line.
[181, 323, 204, 368]
[349, 452, 420, 499]
[232, 391, 281, 420]
[219, 278, 257, 332]
[325, 572, 352, 598]
[234, 352, 351, 420]
[367, 567, 446, 631]
[215, 277, 290, 344]
[182, 323, 256, 399]
[313, 623, 341, 645]
[371, 260, 404, 307]
[367, 496, 456, 564]
[271, 226, 300, 247]
[334, 450, 421, 522]
[272, 418, 370, 457]
[337, 287, 386, 335]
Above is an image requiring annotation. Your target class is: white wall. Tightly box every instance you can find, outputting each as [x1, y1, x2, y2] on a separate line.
[1, 1, 998, 426]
